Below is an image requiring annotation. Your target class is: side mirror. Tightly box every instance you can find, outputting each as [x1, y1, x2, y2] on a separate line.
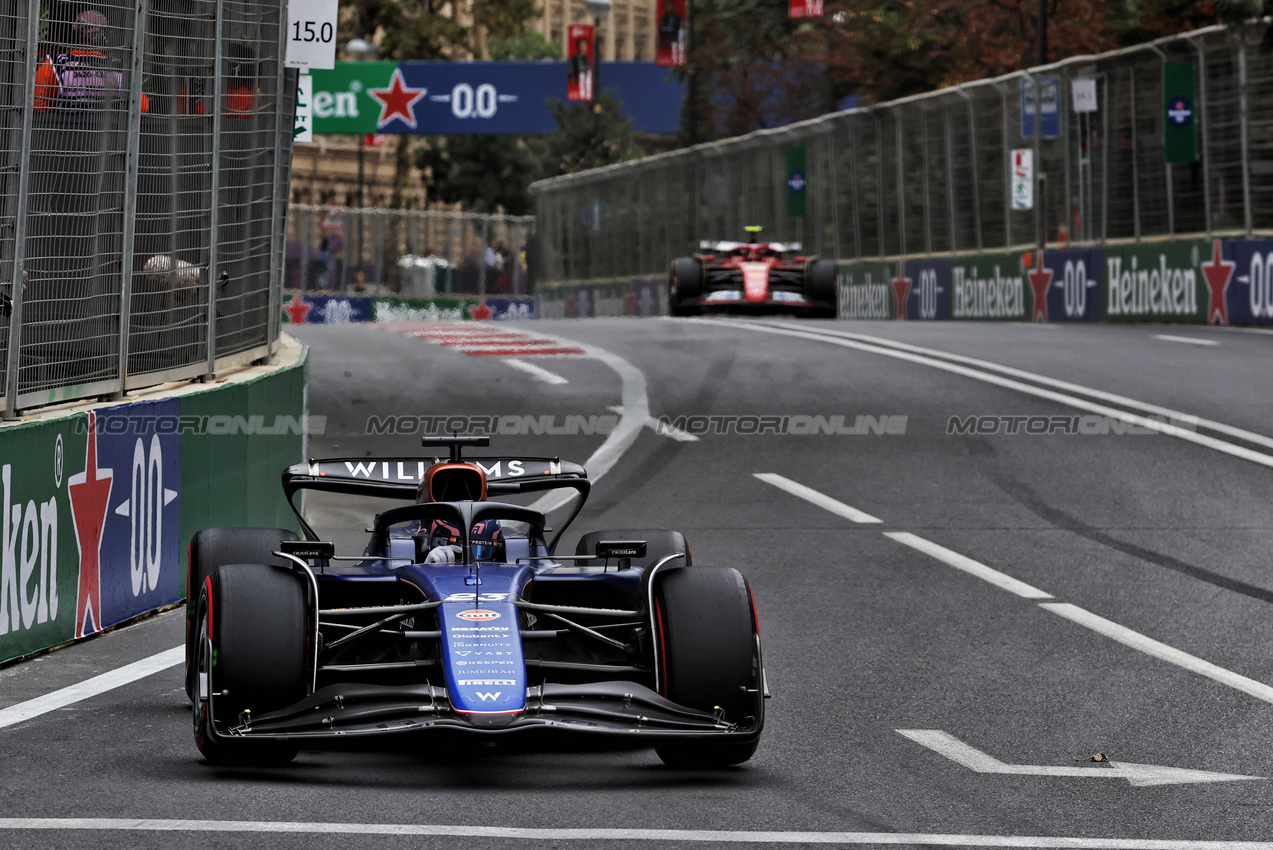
[594, 540, 647, 568]
[280, 540, 335, 561]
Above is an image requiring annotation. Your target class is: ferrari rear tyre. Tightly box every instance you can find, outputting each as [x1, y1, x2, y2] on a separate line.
[192, 563, 307, 766]
[185, 527, 298, 700]
[575, 528, 691, 569]
[669, 257, 702, 316]
[653, 566, 762, 768]
[805, 258, 838, 317]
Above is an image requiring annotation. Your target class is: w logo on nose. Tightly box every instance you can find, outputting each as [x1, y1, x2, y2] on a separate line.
[475, 691, 501, 701]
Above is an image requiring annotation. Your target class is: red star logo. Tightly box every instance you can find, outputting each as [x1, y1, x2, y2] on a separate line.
[889, 262, 911, 320]
[468, 300, 494, 321]
[68, 412, 113, 639]
[1202, 239, 1234, 325]
[1027, 253, 1053, 323]
[370, 69, 426, 130]
[283, 294, 311, 324]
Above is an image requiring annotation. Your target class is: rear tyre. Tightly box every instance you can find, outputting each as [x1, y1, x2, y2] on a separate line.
[652, 566, 762, 768]
[805, 258, 838, 318]
[186, 527, 298, 699]
[575, 528, 691, 569]
[192, 563, 307, 766]
[669, 258, 702, 316]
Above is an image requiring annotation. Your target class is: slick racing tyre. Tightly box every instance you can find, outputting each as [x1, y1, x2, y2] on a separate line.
[576, 528, 691, 569]
[192, 563, 307, 766]
[186, 527, 298, 700]
[805, 258, 838, 318]
[669, 257, 702, 316]
[652, 566, 763, 768]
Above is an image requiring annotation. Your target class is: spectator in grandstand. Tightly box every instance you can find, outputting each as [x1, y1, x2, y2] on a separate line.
[34, 9, 149, 113]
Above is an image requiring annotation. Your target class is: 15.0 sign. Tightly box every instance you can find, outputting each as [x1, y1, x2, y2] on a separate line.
[285, 0, 338, 70]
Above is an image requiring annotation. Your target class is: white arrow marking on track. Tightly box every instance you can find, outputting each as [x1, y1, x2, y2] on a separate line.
[608, 406, 698, 442]
[897, 729, 1263, 787]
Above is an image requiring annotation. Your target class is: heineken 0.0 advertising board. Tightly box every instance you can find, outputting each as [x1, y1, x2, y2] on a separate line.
[1101, 240, 1209, 323]
[949, 253, 1029, 320]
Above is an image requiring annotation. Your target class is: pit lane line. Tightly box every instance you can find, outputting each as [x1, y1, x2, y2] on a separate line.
[3, 819, 1273, 847]
[723, 320, 1273, 457]
[767, 476, 1273, 707]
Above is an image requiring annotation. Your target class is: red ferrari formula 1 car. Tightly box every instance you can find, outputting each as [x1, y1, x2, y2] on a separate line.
[668, 227, 838, 317]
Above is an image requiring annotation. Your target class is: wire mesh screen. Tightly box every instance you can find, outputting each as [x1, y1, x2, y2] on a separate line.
[285, 205, 534, 297]
[0, 0, 294, 414]
[532, 24, 1260, 285]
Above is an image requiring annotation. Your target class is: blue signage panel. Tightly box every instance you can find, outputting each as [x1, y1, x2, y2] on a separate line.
[1213, 238, 1273, 325]
[1039, 246, 1101, 322]
[898, 257, 950, 320]
[1020, 76, 1061, 140]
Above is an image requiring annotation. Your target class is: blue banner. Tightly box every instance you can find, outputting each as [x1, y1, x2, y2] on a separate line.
[897, 258, 950, 320]
[95, 400, 182, 629]
[1212, 238, 1273, 325]
[1037, 247, 1101, 322]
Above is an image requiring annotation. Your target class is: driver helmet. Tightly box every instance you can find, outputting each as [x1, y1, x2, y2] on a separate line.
[470, 520, 505, 562]
[429, 519, 462, 550]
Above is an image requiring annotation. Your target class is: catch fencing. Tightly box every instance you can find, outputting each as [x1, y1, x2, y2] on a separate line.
[0, 0, 296, 416]
[286, 205, 534, 297]
[530, 22, 1269, 284]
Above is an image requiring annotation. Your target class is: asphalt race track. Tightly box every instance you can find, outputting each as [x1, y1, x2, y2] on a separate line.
[2, 317, 1272, 849]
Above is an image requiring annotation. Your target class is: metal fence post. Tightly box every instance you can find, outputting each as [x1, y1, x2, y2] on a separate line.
[958, 87, 982, 251]
[849, 121, 861, 259]
[268, 8, 295, 358]
[874, 113, 884, 259]
[1102, 73, 1109, 242]
[3, 1, 39, 418]
[827, 125, 841, 260]
[115, 0, 150, 397]
[1001, 85, 1011, 248]
[1031, 72, 1042, 251]
[206, 0, 225, 378]
[944, 103, 957, 252]
[895, 113, 906, 256]
[921, 108, 932, 254]
[479, 216, 489, 295]
[1130, 65, 1140, 242]
[1192, 37, 1213, 235]
[1239, 38, 1253, 235]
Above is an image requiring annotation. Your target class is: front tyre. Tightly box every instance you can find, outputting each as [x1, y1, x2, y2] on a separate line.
[193, 563, 307, 766]
[669, 257, 702, 316]
[653, 566, 763, 768]
[805, 258, 838, 318]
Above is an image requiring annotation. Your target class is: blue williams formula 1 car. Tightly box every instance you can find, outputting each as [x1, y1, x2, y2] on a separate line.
[185, 437, 766, 768]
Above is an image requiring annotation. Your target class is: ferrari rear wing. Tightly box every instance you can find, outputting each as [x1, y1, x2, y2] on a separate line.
[698, 240, 802, 252]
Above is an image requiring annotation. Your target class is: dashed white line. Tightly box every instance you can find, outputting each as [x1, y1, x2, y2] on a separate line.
[884, 532, 1053, 600]
[726, 321, 1273, 468]
[1039, 602, 1273, 705]
[503, 358, 569, 385]
[754, 473, 881, 524]
[608, 406, 699, 442]
[2, 819, 1272, 847]
[0, 646, 183, 730]
[1154, 334, 1219, 347]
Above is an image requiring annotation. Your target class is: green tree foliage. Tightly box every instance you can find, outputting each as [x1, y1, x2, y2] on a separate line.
[537, 93, 646, 175]
[416, 136, 538, 214]
[487, 28, 565, 60]
[473, 0, 540, 40]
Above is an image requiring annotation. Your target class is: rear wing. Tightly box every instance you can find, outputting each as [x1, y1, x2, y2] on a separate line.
[698, 240, 802, 252]
[282, 456, 590, 548]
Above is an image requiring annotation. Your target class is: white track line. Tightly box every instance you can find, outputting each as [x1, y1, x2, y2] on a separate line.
[528, 333, 649, 515]
[608, 406, 699, 442]
[724, 322, 1273, 469]
[1039, 603, 1273, 704]
[757, 321, 1273, 453]
[885, 532, 1053, 600]
[0, 646, 183, 730]
[1154, 334, 1219, 347]
[3, 819, 1273, 847]
[503, 358, 569, 385]
[754, 473, 881, 524]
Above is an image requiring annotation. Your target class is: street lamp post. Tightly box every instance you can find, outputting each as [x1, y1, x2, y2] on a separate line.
[346, 37, 378, 291]
[584, 0, 611, 146]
